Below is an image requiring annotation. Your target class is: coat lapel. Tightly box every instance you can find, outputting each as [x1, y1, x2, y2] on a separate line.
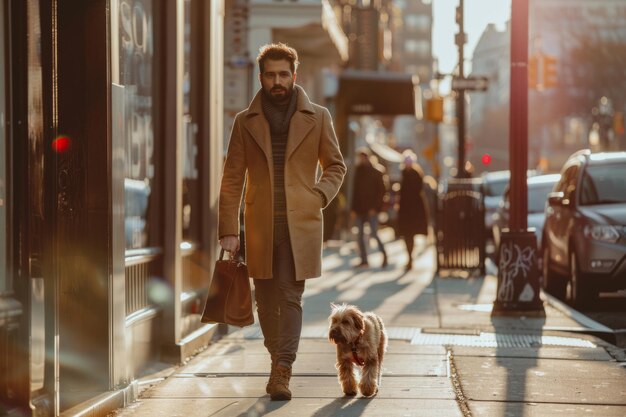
[244, 115, 272, 162]
[286, 85, 316, 161]
[286, 112, 315, 161]
[244, 85, 315, 163]
[244, 91, 272, 163]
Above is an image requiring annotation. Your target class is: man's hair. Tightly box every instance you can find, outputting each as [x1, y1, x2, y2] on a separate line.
[257, 42, 299, 74]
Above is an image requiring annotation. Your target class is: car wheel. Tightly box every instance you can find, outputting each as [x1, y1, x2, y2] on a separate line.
[542, 245, 566, 300]
[567, 251, 597, 309]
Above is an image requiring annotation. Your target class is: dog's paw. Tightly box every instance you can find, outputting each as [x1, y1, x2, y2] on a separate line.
[340, 378, 357, 397]
[359, 382, 378, 397]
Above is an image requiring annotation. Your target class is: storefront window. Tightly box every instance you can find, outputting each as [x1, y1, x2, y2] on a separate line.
[181, 0, 199, 243]
[117, 0, 155, 249]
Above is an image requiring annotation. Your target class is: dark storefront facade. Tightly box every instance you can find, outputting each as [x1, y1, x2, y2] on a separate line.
[0, 0, 224, 415]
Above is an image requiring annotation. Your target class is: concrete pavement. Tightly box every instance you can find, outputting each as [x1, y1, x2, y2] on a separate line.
[110, 231, 626, 417]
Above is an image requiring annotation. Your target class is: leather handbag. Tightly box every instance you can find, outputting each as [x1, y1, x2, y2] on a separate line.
[201, 249, 254, 327]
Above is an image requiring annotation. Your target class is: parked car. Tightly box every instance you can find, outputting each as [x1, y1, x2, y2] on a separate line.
[492, 173, 561, 256]
[481, 170, 511, 239]
[481, 169, 540, 240]
[542, 150, 626, 307]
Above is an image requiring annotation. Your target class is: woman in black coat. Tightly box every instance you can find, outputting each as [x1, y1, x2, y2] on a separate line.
[397, 151, 429, 270]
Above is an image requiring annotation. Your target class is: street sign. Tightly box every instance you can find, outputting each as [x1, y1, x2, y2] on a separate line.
[451, 76, 489, 91]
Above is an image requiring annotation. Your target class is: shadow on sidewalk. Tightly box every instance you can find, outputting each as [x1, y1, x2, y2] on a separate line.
[235, 397, 286, 416]
[311, 397, 373, 417]
[304, 269, 413, 319]
[491, 314, 545, 415]
[234, 397, 372, 417]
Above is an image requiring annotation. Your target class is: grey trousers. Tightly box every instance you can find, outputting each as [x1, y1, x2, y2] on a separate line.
[253, 226, 305, 369]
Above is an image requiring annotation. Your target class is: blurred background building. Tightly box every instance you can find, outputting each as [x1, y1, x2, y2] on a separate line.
[467, 0, 626, 175]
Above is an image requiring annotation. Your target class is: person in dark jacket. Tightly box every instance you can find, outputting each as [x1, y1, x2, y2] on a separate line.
[350, 148, 388, 267]
[396, 150, 429, 270]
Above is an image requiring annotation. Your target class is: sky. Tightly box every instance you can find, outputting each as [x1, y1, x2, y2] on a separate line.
[432, 0, 512, 77]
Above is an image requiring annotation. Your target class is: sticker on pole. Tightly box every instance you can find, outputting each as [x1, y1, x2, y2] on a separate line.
[519, 283, 535, 302]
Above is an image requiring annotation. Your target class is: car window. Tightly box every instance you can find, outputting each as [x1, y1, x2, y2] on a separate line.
[528, 183, 556, 213]
[484, 178, 509, 197]
[580, 163, 626, 205]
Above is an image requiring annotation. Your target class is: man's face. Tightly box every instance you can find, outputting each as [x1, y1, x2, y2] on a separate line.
[259, 59, 296, 104]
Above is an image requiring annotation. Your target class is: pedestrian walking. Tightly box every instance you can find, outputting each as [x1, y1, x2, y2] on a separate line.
[396, 150, 429, 270]
[218, 43, 346, 401]
[350, 148, 389, 268]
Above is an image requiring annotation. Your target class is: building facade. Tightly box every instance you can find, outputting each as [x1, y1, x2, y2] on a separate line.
[529, 0, 626, 168]
[1, 1, 224, 415]
[468, 22, 510, 172]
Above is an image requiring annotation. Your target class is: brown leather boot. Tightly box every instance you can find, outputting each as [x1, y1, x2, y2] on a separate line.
[269, 364, 292, 401]
[265, 356, 277, 394]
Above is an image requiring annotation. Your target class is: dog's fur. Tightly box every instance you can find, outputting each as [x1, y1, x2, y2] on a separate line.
[327, 303, 388, 397]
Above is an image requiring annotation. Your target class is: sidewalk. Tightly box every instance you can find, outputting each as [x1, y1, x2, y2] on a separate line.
[111, 232, 626, 417]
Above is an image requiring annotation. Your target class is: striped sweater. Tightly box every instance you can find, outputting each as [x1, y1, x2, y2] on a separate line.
[261, 90, 298, 233]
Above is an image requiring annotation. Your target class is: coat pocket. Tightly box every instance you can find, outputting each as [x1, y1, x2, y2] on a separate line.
[304, 186, 323, 210]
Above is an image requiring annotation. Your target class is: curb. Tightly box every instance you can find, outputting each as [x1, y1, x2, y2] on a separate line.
[541, 290, 624, 348]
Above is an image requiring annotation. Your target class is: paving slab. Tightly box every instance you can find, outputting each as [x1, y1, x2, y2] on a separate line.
[468, 401, 626, 417]
[454, 356, 626, 405]
[435, 275, 586, 331]
[111, 398, 464, 417]
[452, 346, 613, 361]
[142, 375, 456, 400]
[181, 351, 448, 377]
[200, 338, 447, 356]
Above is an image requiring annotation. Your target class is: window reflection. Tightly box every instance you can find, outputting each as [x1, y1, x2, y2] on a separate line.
[119, 0, 155, 249]
[182, 0, 199, 243]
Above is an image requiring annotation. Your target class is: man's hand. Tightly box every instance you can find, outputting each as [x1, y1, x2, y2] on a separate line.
[219, 235, 240, 255]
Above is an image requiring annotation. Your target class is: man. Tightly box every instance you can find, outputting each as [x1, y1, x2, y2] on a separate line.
[218, 43, 346, 401]
[350, 148, 388, 268]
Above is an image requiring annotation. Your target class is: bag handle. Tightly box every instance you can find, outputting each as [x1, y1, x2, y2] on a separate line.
[219, 248, 241, 261]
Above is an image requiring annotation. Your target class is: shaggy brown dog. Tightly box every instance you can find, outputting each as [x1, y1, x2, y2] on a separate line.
[327, 303, 387, 397]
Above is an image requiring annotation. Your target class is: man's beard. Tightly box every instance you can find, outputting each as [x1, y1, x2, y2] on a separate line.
[263, 84, 294, 104]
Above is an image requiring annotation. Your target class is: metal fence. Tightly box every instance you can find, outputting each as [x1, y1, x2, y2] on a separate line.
[436, 178, 486, 274]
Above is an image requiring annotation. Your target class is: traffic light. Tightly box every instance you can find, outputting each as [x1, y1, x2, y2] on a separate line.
[425, 97, 444, 123]
[528, 55, 538, 90]
[543, 55, 558, 88]
[481, 153, 492, 166]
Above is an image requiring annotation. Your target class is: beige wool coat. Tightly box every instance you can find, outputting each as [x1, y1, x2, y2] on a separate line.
[218, 85, 346, 280]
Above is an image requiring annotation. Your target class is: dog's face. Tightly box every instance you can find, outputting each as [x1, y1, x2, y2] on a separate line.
[328, 303, 365, 345]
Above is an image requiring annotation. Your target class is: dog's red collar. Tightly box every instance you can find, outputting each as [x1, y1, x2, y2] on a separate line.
[351, 335, 365, 366]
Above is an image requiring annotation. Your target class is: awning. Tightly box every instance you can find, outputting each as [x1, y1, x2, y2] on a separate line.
[337, 70, 418, 116]
[273, 21, 348, 66]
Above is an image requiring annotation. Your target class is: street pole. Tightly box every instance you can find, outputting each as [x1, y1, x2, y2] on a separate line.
[509, 0, 528, 232]
[455, 0, 467, 178]
[492, 0, 545, 316]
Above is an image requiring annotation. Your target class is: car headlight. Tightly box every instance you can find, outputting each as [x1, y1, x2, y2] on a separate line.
[583, 225, 620, 243]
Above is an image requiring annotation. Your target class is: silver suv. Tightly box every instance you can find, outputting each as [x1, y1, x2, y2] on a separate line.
[542, 150, 626, 307]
